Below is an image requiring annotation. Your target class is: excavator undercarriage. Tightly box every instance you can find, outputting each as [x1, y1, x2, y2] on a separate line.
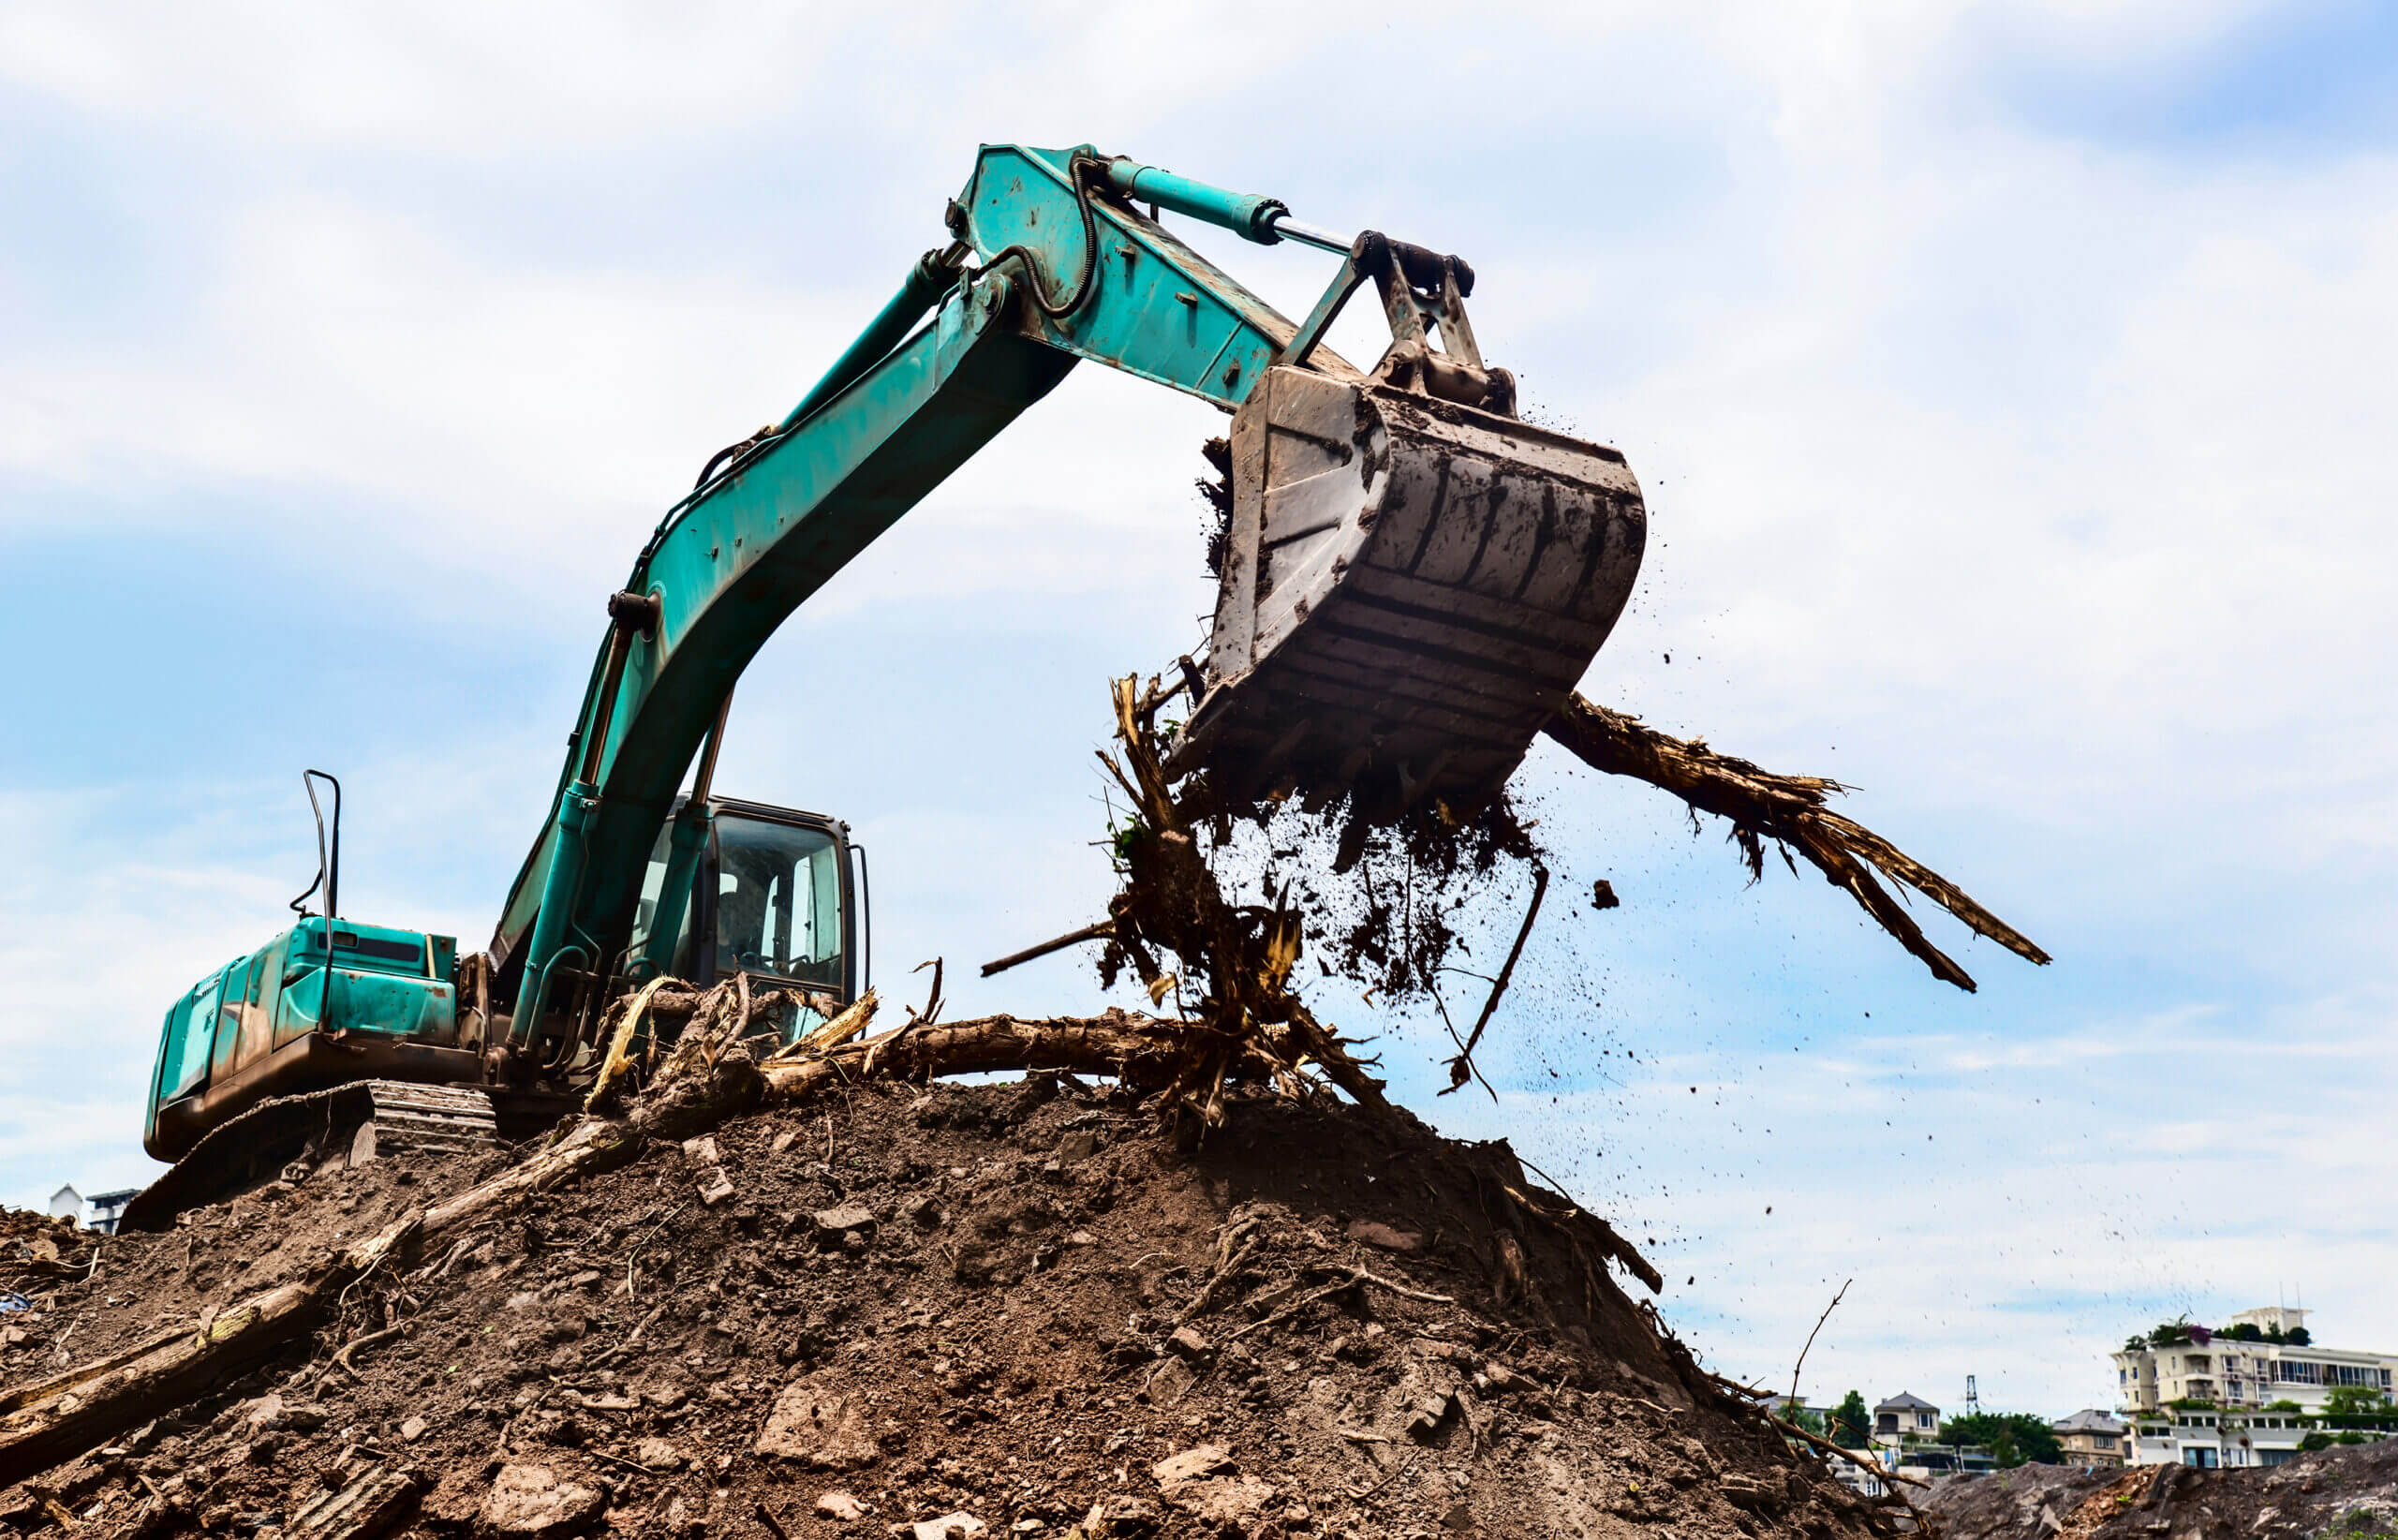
[120, 1080, 563, 1233]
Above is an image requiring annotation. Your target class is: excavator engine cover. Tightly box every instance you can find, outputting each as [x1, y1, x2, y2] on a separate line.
[1180, 364, 1647, 809]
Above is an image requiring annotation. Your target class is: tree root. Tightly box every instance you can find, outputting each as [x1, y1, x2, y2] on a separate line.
[1543, 691, 2048, 991]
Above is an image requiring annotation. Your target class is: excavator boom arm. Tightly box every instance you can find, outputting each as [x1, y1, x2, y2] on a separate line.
[491, 145, 1340, 1024]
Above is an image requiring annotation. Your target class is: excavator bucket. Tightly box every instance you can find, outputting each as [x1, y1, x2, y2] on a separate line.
[1178, 363, 1647, 810]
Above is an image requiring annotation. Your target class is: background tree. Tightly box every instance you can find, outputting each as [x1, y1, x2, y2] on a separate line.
[1784, 1403, 1827, 1435]
[2323, 1385, 2391, 1416]
[1939, 1413, 2064, 1467]
[1832, 1390, 1873, 1449]
[2289, 1327, 2313, 1345]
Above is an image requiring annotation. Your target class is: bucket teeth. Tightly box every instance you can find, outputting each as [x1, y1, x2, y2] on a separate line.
[1182, 365, 1646, 807]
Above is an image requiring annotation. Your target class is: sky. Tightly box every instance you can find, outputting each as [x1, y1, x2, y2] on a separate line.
[3, 0, 2394, 1420]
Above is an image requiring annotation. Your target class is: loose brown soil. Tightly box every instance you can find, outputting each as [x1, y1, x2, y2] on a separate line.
[1924, 1444, 2398, 1540]
[0, 1074, 1889, 1540]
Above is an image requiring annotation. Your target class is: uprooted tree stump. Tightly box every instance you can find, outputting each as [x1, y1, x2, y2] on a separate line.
[1088, 674, 1395, 1121]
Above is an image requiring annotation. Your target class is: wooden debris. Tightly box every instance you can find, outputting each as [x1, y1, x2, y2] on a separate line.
[1440, 864, 1547, 1096]
[1543, 691, 2049, 991]
[1090, 674, 1390, 1121]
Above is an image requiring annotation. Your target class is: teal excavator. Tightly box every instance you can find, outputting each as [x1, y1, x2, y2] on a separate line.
[126, 144, 1649, 1227]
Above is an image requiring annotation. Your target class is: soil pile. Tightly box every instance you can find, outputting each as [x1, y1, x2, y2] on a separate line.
[1923, 1444, 2398, 1540]
[1, 1061, 1887, 1540]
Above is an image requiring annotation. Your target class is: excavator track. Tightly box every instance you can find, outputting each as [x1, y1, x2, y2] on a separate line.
[121, 1079, 517, 1232]
[342, 1081, 501, 1162]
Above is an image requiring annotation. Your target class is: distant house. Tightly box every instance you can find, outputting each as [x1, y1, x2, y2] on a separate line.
[40, 1185, 139, 1235]
[2053, 1409, 2128, 1468]
[83, 1191, 138, 1236]
[1874, 1392, 1941, 1448]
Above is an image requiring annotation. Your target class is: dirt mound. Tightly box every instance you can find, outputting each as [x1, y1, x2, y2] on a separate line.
[0, 1064, 1888, 1540]
[1923, 1444, 2398, 1540]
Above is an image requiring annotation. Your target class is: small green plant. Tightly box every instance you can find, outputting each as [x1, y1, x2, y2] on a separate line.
[1107, 812, 1150, 872]
[2301, 1431, 2334, 1452]
[1831, 1390, 1873, 1450]
[2268, 1399, 2304, 1413]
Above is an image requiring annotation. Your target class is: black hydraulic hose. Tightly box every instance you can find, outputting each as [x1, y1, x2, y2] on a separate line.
[628, 156, 1102, 615]
[693, 434, 765, 491]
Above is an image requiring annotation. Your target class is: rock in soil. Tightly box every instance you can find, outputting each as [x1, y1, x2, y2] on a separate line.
[0, 1074, 1897, 1539]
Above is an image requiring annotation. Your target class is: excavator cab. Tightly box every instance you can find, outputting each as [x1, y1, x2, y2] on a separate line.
[629, 796, 864, 1017]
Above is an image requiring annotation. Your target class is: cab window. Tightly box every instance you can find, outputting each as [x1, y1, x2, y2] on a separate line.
[165, 976, 220, 1099]
[712, 815, 843, 987]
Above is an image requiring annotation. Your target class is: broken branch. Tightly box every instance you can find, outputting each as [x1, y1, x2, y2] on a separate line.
[1790, 1277, 1850, 1407]
[1441, 864, 1547, 1094]
[1543, 692, 2049, 991]
[981, 919, 1117, 978]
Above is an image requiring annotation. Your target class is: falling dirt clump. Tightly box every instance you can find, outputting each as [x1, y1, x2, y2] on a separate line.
[0, 1059, 1893, 1540]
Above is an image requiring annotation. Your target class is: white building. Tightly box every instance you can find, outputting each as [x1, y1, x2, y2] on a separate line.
[2120, 1407, 2377, 1469]
[2112, 1308, 2396, 1417]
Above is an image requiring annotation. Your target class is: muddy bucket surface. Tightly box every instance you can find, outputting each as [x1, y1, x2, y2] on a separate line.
[1179, 364, 1646, 808]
